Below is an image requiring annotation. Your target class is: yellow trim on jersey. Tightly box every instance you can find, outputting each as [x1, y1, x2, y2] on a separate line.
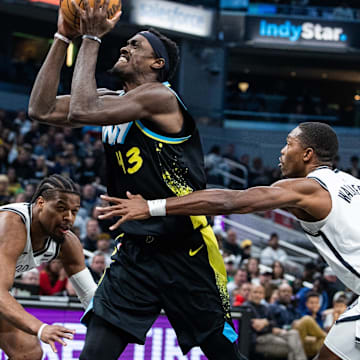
[135, 120, 191, 144]
[191, 217, 231, 317]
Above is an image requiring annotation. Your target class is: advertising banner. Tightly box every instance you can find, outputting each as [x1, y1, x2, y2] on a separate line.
[0, 307, 212, 360]
[245, 15, 360, 50]
[130, 0, 214, 38]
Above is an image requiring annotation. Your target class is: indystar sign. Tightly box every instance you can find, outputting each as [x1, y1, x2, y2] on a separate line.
[244, 15, 360, 50]
[259, 20, 347, 43]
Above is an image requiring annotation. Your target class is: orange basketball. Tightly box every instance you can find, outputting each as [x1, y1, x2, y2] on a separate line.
[60, 0, 122, 30]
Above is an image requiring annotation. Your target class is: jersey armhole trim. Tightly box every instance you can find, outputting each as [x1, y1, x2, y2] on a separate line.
[0, 208, 26, 224]
[308, 176, 329, 191]
[135, 120, 191, 144]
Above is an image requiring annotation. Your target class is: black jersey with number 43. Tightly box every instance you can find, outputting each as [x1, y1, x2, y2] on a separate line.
[102, 83, 207, 237]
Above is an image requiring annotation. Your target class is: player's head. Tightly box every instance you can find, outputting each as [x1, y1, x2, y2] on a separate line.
[111, 28, 180, 83]
[279, 122, 338, 178]
[31, 175, 80, 243]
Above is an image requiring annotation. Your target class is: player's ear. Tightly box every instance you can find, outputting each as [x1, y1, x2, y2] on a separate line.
[36, 196, 45, 209]
[150, 58, 165, 71]
[303, 147, 314, 162]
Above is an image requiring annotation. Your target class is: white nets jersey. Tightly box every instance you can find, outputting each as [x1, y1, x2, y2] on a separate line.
[0, 203, 60, 278]
[299, 167, 360, 295]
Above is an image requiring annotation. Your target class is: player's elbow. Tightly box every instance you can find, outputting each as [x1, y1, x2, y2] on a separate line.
[67, 110, 89, 126]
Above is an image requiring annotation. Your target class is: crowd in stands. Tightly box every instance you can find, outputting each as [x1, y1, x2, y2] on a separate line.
[215, 226, 354, 360]
[205, 141, 360, 190]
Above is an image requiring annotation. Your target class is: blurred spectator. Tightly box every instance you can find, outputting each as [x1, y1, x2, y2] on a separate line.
[52, 152, 76, 180]
[49, 133, 65, 160]
[224, 255, 237, 282]
[11, 144, 34, 183]
[243, 284, 306, 360]
[78, 153, 98, 185]
[22, 268, 40, 286]
[245, 257, 260, 284]
[88, 251, 106, 283]
[249, 157, 269, 186]
[34, 134, 52, 159]
[96, 233, 113, 266]
[223, 143, 237, 162]
[0, 144, 8, 173]
[240, 239, 252, 264]
[268, 283, 301, 330]
[204, 145, 230, 186]
[81, 184, 98, 214]
[258, 269, 275, 302]
[233, 282, 252, 307]
[322, 266, 345, 305]
[347, 155, 360, 178]
[223, 228, 242, 260]
[323, 292, 348, 332]
[302, 261, 318, 283]
[301, 291, 324, 328]
[23, 121, 40, 146]
[82, 218, 101, 251]
[260, 232, 288, 266]
[23, 184, 35, 202]
[297, 276, 329, 316]
[13, 110, 31, 135]
[271, 260, 286, 286]
[12, 268, 40, 296]
[0, 174, 10, 205]
[78, 132, 93, 158]
[227, 268, 249, 303]
[33, 156, 49, 181]
[39, 260, 67, 296]
[333, 1, 354, 20]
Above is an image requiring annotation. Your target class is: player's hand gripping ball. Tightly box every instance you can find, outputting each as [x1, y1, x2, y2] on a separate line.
[60, 0, 122, 30]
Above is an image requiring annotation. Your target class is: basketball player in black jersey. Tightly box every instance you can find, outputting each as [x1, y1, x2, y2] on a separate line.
[28, 1, 244, 359]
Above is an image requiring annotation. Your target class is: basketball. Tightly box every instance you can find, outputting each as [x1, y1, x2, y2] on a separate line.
[60, 0, 122, 30]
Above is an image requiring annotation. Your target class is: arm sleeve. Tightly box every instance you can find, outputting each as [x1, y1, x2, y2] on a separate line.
[69, 267, 97, 309]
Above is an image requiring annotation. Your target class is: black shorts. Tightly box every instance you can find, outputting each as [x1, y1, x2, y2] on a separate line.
[82, 224, 236, 354]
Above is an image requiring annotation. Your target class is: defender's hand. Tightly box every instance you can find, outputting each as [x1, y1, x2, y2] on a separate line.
[72, 0, 121, 38]
[57, 9, 80, 40]
[39, 324, 76, 352]
[97, 192, 150, 230]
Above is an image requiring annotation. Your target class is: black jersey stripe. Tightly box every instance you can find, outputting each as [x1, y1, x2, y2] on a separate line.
[34, 237, 51, 256]
[308, 176, 329, 191]
[304, 229, 360, 279]
[0, 208, 26, 224]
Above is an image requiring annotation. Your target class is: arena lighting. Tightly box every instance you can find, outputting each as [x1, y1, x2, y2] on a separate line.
[354, 95, 360, 101]
[29, 0, 58, 5]
[238, 82, 249, 93]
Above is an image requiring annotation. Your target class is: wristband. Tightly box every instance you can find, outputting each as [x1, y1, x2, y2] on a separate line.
[147, 199, 166, 216]
[37, 323, 48, 341]
[54, 32, 71, 44]
[82, 34, 102, 44]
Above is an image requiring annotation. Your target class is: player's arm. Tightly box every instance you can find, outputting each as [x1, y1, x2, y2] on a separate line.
[68, 0, 182, 132]
[0, 212, 75, 351]
[97, 178, 329, 229]
[163, 178, 328, 217]
[58, 231, 97, 308]
[28, 10, 79, 127]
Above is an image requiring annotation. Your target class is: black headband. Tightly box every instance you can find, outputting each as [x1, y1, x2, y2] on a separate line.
[139, 31, 170, 81]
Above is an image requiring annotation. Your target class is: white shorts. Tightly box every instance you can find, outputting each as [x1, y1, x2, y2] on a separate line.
[325, 298, 360, 360]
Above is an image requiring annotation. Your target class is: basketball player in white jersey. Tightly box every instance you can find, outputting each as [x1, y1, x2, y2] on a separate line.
[98, 122, 359, 360]
[0, 174, 97, 360]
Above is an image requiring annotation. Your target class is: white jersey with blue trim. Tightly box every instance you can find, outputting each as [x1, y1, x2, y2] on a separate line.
[299, 167, 360, 295]
[0, 202, 60, 278]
